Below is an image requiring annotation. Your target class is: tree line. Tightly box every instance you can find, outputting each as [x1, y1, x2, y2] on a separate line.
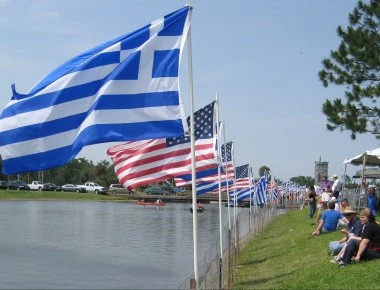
[0, 157, 117, 187]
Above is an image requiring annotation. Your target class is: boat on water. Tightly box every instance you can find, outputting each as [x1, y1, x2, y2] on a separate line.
[136, 200, 166, 206]
[224, 201, 250, 208]
[190, 206, 204, 213]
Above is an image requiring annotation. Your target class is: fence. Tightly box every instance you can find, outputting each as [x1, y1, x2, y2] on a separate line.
[177, 206, 286, 289]
[341, 188, 368, 210]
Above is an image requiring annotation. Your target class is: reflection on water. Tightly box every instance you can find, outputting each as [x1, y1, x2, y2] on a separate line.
[0, 201, 230, 289]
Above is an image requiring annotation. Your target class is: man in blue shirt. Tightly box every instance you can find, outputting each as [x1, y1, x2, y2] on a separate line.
[311, 201, 349, 237]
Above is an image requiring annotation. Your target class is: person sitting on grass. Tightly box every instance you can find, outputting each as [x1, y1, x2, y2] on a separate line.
[328, 206, 363, 260]
[311, 190, 329, 225]
[339, 198, 350, 213]
[339, 208, 380, 267]
[311, 201, 349, 237]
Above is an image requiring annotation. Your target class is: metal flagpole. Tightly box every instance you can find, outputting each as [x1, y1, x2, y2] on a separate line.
[232, 148, 237, 247]
[223, 133, 231, 231]
[223, 139, 233, 290]
[342, 163, 347, 199]
[215, 95, 224, 289]
[248, 162, 252, 230]
[186, 9, 199, 288]
[359, 155, 367, 210]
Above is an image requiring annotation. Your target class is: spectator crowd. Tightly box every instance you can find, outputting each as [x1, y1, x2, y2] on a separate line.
[303, 175, 380, 268]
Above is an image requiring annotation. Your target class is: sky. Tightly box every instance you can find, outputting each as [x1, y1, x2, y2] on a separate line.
[0, 0, 378, 181]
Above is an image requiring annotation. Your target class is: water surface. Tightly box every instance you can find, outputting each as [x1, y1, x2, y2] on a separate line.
[0, 201, 231, 289]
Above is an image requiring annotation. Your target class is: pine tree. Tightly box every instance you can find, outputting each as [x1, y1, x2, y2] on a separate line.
[319, 0, 380, 139]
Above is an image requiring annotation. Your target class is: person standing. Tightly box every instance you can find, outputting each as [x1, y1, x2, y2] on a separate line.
[321, 176, 331, 191]
[308, 185, 317, 219]
[367, 185, 378, 217]
[331, 174, 342, 199]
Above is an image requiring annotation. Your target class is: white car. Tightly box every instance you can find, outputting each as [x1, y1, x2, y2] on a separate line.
[108, 184, 132, 194]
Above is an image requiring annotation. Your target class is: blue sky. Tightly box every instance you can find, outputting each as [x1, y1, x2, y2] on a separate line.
[0, 0, 378, 181]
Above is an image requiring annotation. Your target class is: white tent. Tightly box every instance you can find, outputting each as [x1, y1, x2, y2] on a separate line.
[343, 148, 380, 167]
[353, 168, 380, 179]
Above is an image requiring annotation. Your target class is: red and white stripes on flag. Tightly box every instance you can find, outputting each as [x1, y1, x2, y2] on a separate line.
[107, 102, 218, 190]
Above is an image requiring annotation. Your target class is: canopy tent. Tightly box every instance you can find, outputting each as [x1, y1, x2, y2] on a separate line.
[353, 168, 380, 179]
[342, 148, 380, 210]
[344, 148, 380, 167]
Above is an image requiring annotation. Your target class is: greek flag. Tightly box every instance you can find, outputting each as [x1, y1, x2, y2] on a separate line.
[0, 6, 191, 174]
[254, 176, 268, 205]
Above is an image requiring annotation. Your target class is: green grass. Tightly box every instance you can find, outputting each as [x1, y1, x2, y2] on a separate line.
[233, 209, 380, 289]
[0, 189, 128, 201]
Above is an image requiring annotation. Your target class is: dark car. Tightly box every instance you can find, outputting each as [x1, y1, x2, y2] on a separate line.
[160, 185, 176, 194]
[7, 180, 30, 190]
[0, 181, 8, 189]
[43, 183, 60, 191]
[144, 187, 167, 195]
[60, 184, 87, 193]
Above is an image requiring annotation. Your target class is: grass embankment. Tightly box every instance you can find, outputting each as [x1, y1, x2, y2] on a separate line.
[233, 208, 380, 289]
[0, 189, 130, 201]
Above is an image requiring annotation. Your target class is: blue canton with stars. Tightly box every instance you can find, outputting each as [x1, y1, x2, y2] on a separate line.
[222, 141, 233, 163]
[166, 101, 215, 147]
[236, 164, 249, 179]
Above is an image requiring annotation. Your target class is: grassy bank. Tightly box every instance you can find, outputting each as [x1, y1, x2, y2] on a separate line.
[0, 189, 128, 201]
[233, 208, 380, 289]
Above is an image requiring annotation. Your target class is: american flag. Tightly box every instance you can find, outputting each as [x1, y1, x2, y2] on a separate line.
[0, 6, 191, 175]
[221, 141, 235, 179]
[107, 101, 218, 190]
[175, 141, 234, 185]
[235, 164, 250, 189]
[174, 141, 235, 194]
[230, 164, 254, 202]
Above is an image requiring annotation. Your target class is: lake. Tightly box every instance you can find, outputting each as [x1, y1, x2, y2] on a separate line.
[0, 200, 234, 289]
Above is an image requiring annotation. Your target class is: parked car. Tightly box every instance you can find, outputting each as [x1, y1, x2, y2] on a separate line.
[80, 182, 108, 194]
[144, 187, 167, 195]
[160, 185, 176, 194]
[108, 184, 132, 194]
[7, 180, 30, 190]
[43, 183, 60, 191]
[0, 181, 8, 189]
[60, 184, 87, 193]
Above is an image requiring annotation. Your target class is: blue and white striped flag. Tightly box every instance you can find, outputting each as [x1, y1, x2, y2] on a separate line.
[254, 176, 268, 205]
[0, 6, 191, 174]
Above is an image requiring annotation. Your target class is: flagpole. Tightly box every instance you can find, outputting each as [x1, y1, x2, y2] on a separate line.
[215, 94, 224, 289]
[186, 14, 199, 288]
[248, 162, 252, 231]
[232, 147, 237, 247]
[223, 133, 231, 231]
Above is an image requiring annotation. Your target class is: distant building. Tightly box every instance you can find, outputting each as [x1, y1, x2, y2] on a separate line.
[315, 157, 328, 185]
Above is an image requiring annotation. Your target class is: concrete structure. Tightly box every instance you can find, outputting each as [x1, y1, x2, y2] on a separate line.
[315, 157, 328, 185]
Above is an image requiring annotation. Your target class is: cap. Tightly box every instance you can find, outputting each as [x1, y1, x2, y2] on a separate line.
[368, 184, 376, 188]
[330, 197, 337, 202]
[343, 206, 356, 214]
[332, 174, 338, 179]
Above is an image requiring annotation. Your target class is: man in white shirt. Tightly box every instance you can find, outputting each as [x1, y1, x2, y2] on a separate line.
[331, 174, 342, 199]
